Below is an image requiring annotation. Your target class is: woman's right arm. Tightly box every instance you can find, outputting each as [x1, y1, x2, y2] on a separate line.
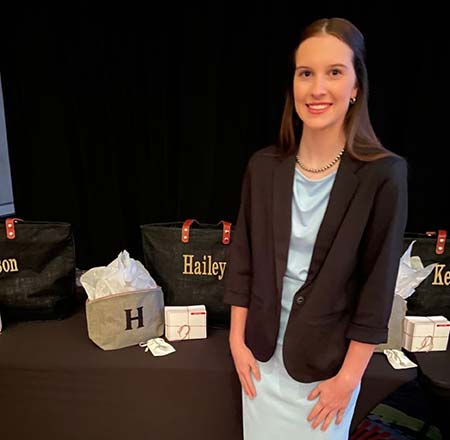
[224, 157, 260, 397]
[229, 305, 260, 399]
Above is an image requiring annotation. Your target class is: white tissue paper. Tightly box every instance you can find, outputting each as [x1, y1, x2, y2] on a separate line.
[80, 250, 157, 300]
[384, 349, 417, 369]
[377, 240, 437, 354]
[139, 338, 176, 356]
[395, 240, 437, 300]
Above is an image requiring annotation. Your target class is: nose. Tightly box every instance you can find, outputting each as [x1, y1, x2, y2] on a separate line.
[310, 75, 327, 98]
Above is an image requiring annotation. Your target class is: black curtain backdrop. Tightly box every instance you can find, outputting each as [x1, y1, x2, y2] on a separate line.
[2, 4, 448, 269]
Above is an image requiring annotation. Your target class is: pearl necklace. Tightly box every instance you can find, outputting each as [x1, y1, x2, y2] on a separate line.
[295, 147, 345, 173]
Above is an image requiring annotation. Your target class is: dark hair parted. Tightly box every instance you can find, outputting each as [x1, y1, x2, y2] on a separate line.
[277, 17, 395, 161]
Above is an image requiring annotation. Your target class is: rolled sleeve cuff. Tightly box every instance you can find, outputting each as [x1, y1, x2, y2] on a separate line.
[223, 290, 250, 308]
[345, 322, 388, 344]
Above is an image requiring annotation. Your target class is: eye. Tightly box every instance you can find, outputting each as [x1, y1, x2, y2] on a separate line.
[296, 69, 312, 78]
[329, 68, 342, 77]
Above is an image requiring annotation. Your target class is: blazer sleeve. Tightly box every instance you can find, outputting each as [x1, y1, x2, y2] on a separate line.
[223, 161, 253, 308]
[346, 157, 408, 344]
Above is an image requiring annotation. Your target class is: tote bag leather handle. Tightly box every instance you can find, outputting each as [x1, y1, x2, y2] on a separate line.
[180, 219, 232, 245]
[4, 218, 23, 240]
[436, 230, 447, 255]
[424, 229, 447, 255]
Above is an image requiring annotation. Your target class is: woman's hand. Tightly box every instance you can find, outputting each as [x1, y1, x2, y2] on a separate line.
[306, 374, 357, 431]
[230, 340, 261, 399]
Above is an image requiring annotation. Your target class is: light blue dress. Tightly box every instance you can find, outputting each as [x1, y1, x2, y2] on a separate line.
[243, 166, 361, 439]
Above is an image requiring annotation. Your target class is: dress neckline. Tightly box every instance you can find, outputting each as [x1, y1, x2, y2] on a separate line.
[295, 166, 338, 183]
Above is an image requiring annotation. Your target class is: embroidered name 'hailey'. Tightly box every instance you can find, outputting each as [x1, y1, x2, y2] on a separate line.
[433, 264, 450, 286]
[0, 258, 19, 274]
[182, 254, 227, 280]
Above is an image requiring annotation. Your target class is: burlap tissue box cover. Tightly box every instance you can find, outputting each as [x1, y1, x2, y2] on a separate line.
[86, 287, 164, 350]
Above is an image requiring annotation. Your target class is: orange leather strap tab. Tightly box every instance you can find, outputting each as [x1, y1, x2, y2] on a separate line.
[181, 219, 197, 243]
[436, 230, 447, 255]
[219, 221, 232, 245]
[5, 218, 23, 240]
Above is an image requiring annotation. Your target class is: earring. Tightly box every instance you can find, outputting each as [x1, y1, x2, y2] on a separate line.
[349, 97, 356, 105]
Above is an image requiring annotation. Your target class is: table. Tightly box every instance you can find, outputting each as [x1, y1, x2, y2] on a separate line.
[0, 305, 417, 440]
[408, 349, 450, 439]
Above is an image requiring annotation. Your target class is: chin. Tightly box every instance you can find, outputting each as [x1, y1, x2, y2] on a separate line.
[300, 113, 344, 131]
[302, 119, 335, 131]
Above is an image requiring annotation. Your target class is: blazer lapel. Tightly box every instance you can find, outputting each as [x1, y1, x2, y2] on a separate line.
[302, 151, 360, 289]
[273, 153, 296, 295]
[273, 150, 361, 295]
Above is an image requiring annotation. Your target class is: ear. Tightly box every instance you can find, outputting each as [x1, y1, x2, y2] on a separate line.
[351, 82, 358, 101]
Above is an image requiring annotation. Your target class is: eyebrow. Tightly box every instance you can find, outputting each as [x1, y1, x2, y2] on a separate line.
[295, 63, 349, 70]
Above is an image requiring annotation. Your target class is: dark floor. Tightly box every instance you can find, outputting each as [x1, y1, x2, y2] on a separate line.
[352, 380, 445, 439]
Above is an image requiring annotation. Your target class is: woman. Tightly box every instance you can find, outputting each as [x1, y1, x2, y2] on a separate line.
[224, 17, 408, 439]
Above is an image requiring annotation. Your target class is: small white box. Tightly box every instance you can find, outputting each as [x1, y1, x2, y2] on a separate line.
[402, 316, 450, 352]
[164, 305, 207, 341]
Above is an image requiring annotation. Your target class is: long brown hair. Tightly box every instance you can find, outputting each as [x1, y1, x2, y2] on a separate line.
[278, 17, 394, 161]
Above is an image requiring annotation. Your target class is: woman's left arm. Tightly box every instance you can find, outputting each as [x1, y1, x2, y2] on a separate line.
[307, 340, 375, 430]
[307, 157, 409, 431]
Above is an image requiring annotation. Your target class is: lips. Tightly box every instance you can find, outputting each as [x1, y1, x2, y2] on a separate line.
[306, 103, 332, 114]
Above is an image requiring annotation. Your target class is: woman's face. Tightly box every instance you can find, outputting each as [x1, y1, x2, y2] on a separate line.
[293, 34, 358, 133]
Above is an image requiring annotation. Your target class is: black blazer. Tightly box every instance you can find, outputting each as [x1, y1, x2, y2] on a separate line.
[224, 145, 408, 383]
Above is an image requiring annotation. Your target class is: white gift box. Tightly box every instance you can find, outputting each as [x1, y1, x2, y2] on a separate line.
[164, 305, 207, 341]
[402, 316, 450, 352]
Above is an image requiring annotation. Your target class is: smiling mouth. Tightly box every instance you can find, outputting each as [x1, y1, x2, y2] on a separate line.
[306, 103, 332, 114]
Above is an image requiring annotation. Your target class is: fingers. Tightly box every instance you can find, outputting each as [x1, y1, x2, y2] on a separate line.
[239, 363, 259, 399]
[307, 397, 322, 422]
[238, 372, 254, 398]
[309, 404, 326, 430]
[307, 385, 320, 401]
[251, 361, 261, 382]
[246, 372, 256, 398]
[310, 405, 345, 431]
[231, 344, 260, 400]
[335, 409, 345, 425]
[310, 405, 333, 430]
[320, 410, 337, 431]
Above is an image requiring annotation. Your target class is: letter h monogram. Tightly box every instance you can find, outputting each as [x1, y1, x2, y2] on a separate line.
[124, 307, 144, 330]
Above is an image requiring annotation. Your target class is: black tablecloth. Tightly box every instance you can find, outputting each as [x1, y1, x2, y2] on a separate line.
[408, 349, 450, 438]
[0, 305, 417, 440]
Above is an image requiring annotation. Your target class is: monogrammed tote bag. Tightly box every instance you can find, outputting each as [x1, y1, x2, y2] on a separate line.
[0, 218, 76, 321]
[140, 220, 233, 328]
[404, 230, 450, 320]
